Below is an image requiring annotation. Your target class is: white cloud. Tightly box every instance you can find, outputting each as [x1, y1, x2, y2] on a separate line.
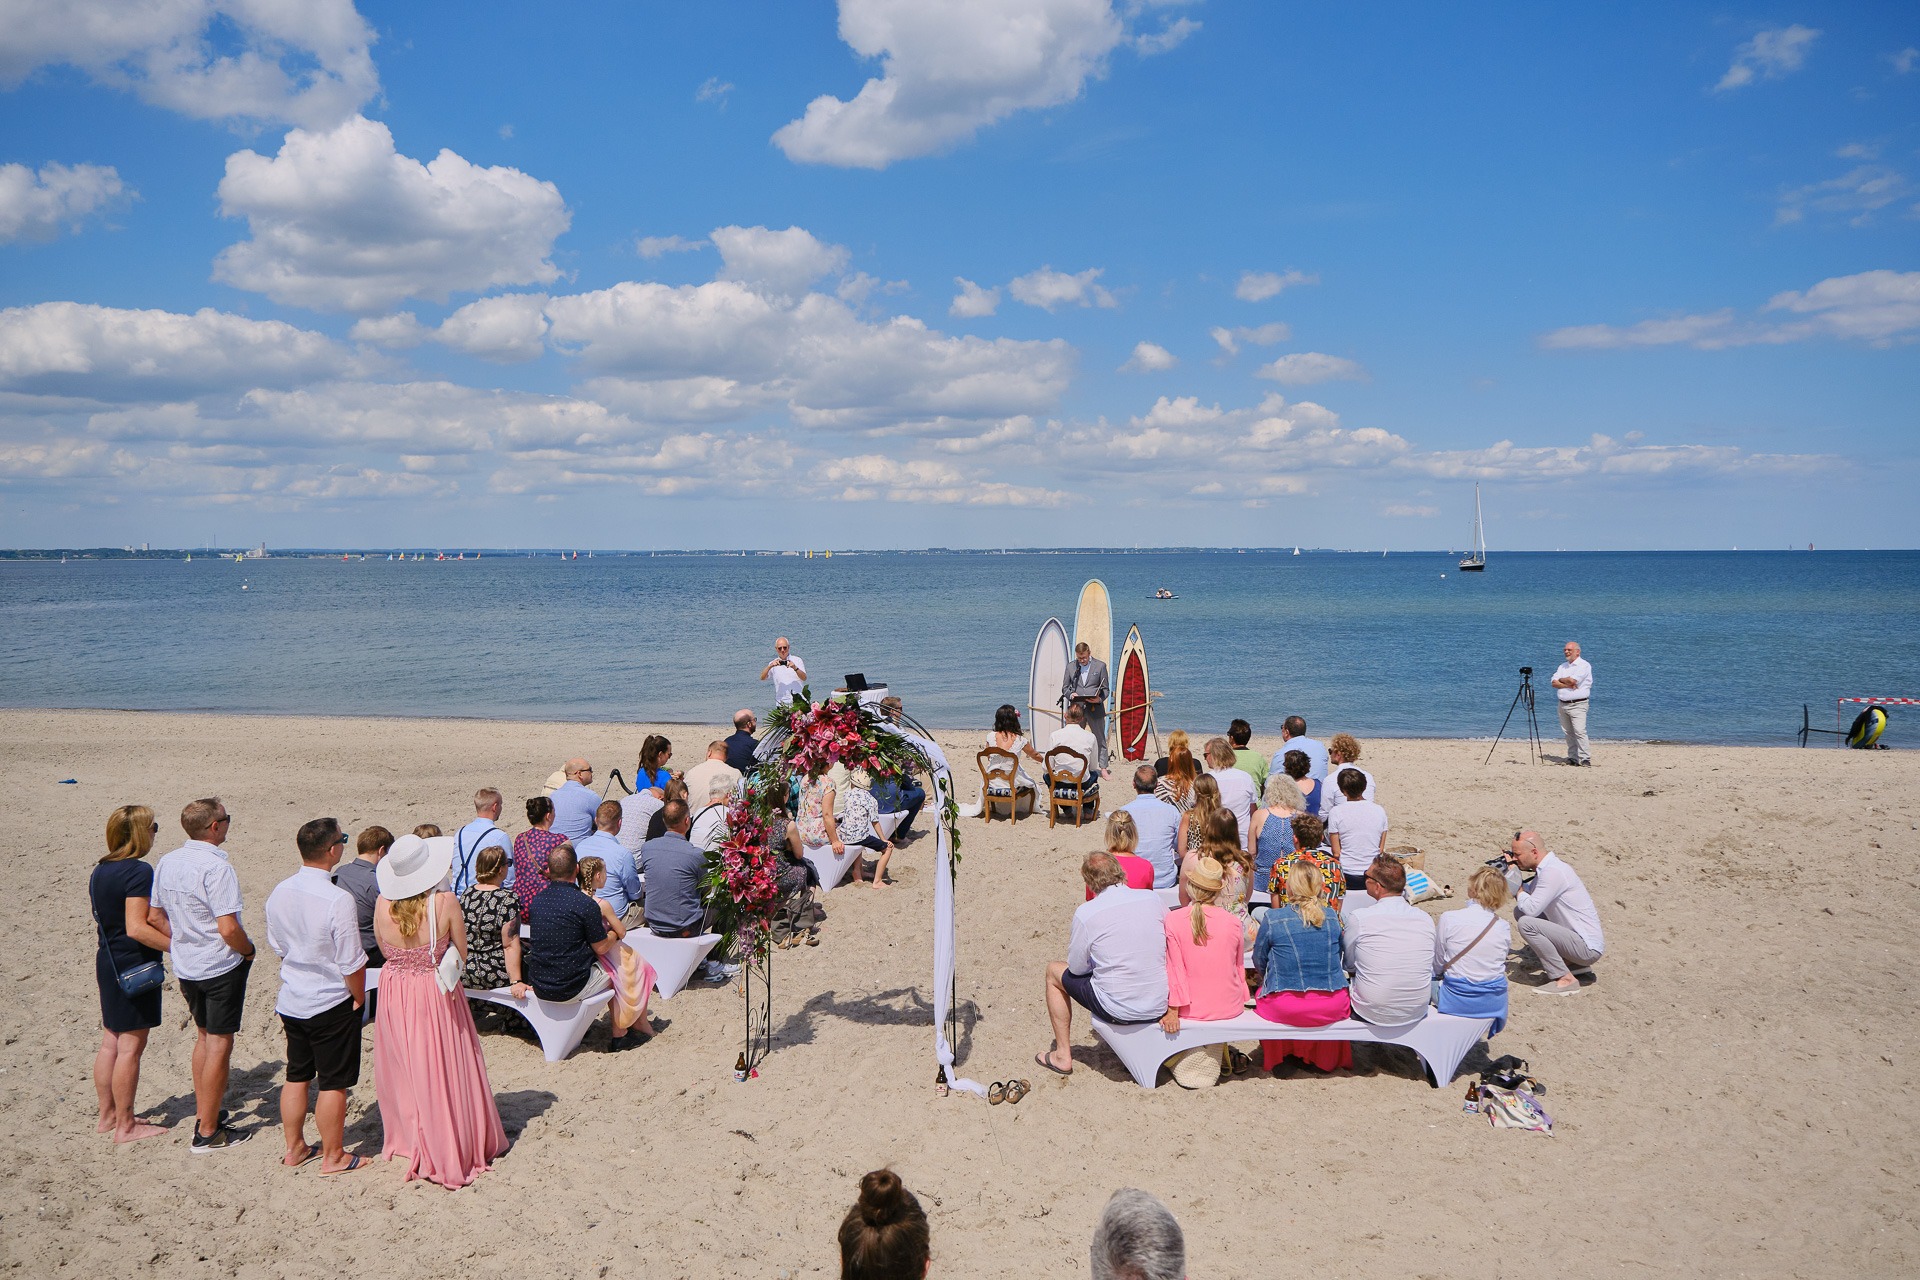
[1009, 265, 1117, 311]
[1208, 321, 1290, 356]
[1776, 164, 1911, 226]
[1541, 271, 1920, 350]
[1382, 503, 1438, 518]
[0, 162, 126, 243]
[710, 224, 850, 298]
[836, 272, 910, 306]
[1235, 269, 1315, 302]
[950, 277, 1001, 318]
[348, 312, 428, 349]
[0, 437, 138, 482]
[0, 0, 379, 128]
[1119, 340, 1176, 372]
[214, 115, 571, 313]
[695, 76, 734, 107]
[636, 234, 707, 259]
[771, 0, 1131, 168]
[434, 293, 551, 363]
[1403, 434, 1830, 482]
[1256, 352, 1367, 385]
[1892, 48, 1919, 75]
[1134, 17, 1199, 56]
[1715, 25, 1819, 93]
[813, 454, 1070, 506]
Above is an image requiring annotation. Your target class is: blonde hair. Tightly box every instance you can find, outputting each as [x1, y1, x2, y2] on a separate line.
[412, 823, 442, 839]
[1186, 857, 1223, 944]
[576, 855, 606, 892]
[1468, 865, 1509, 911]
[1285, 863, 1327, 928]
[102, 804, 155, 864]
[390, 889, 431, 941]
[1190, 774, 1223, 827]
[1104, 811, 1138, 854]
[1328, 732, 1361, 764]
[1262, 770, 1303, 810]
[474, 845, 508, 885]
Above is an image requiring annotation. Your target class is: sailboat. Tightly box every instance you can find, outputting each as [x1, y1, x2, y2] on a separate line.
[1459, 484, 1487, 572]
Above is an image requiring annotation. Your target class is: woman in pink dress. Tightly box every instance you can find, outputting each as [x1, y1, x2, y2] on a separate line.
[373, 835, 508, 1188]
[511, 797, 565, 917]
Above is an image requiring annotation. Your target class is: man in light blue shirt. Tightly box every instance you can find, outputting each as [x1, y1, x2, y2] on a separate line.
[453, 787, 512, 895]
[575, 800, 642, 920]
[1120, 766, 1181, 888]
[1269, 716, 1328, 784]
[550, 758, 600, 842]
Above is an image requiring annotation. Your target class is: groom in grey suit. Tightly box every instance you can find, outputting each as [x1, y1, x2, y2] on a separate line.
[1063, 642, 1110, 772]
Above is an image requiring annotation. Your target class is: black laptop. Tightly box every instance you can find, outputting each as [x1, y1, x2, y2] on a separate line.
[843, 673, 869, 692]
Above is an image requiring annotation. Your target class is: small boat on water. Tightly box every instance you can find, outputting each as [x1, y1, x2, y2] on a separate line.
[1459, 484, 1488, 572]
[1149, 587, 1178, 600]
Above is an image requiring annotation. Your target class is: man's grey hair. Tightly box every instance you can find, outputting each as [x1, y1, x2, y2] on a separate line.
[707, 775, 735, 803]
[1090, 1188, 1184, 1280]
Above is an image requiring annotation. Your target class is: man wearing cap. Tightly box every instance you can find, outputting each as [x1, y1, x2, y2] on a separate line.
[760, 637, 807, 704]
[266, 817, 368, 1174]
[550, 759, 600, 842]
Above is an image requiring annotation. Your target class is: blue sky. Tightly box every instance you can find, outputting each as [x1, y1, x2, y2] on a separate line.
[1, 1, 1915, 550]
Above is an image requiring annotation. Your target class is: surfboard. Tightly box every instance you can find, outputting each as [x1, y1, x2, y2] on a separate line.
[1028, 617, 1070, 744]
[1118, 625, 1150, 761]
[1073, 579, 1112, 672]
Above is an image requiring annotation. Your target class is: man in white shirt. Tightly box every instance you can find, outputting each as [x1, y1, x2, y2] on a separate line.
[1342, 855, 1435, 1025]
[1551, 641, 1594, 766]
[1120, 766, 1181, 889]
[1045, 705, 1102, 781]
[265, 817, 368, 1175]
[760, 636, 808, 704]
[453, 787, 511, 895]
[550, 758, 600, 842]
[1326, 769, 1389, 893]
[1505, 830, 1605, 994]
[150, 796, 256, 1153]
[689, 775, 734, 852]
[1202, 737, 1256, 850]
[1038, 853, 1168, 1077]
[684, 740, 741, 808]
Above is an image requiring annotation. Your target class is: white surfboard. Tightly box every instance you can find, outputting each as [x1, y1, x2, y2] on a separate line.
[1028, 617, 1070, 744]
[1073, 579, 1112, 672]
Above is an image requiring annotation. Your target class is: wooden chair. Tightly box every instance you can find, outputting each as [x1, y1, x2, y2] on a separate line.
[1043, 745, 1099, 827]
[977, 747, 1031, 822]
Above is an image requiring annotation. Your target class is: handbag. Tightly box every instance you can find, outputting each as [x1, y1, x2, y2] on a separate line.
[91, 868, 166, 998]
[1437, 916, 1502, 978]
[427, 892, 464, 995]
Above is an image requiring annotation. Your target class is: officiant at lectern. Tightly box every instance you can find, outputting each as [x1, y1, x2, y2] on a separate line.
[1064, 642, 1110, 772]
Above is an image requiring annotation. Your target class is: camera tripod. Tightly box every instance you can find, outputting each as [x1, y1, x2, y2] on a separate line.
[1485, 666, 1543, 765]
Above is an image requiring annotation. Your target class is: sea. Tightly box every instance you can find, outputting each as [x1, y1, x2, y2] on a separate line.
[2, 549, 1916, 747]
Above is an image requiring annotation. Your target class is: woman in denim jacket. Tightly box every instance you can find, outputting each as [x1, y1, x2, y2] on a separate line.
[1250, 863, 1352, 1073]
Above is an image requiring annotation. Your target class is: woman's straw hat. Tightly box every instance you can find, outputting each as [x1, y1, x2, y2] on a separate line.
[376, 835, 455, 900]
[1186, 856, 1225, 895]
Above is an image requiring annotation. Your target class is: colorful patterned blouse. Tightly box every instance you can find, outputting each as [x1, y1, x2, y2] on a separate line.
[458, 884, 520, 990]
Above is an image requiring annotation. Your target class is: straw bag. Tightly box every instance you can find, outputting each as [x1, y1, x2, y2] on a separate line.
[1169, 1045, 1224, 1089]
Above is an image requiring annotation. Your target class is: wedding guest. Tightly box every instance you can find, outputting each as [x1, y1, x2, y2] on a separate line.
[374, 834, 508, 1187]
[1090, 1188, 1186, 1280]
[1120, 765, 1180, 889]
[1285, 814, 1343, 913]
[332, 825, 390, 973]
[1181, 808, 1251, 939]
[1251, 862, 1351, 1072]
[644, 777, 692, 841]
[575, 801, 641, 919]
[837, 1168, 929, 1280]
[1342, 855, 1435, 1026]
[1316, 733, 1375, 819]
[837, 767, 895, 889]
[1269, 715, 1328, 783]
[690, 776, 734, 853]
[1152, 730, 1196, 805]
[635, 735, 675, 794]
[1175, 775, 1224, 858]
[573, 856, 657, 1047]
[639, 802, 736, 980]
[1202, 737, 1256, 850]
[1326, 768, 1390, 895]
[457, 847, 522, 992]
[1280, 749, 1321, 820]
[90, 804, 171, 1143]
[617, 775, 664, 856]
[1087, 811, 1155, 898]
[511, 796, 565, 916]
[797, 769, 843, 861]
[150, 797, 255, 1153]
[1228, 718, 1269, 797]
[453, 788, 511, 895]
[411, 824, 442, 839]
[266, 818, 368, 1175]
[1159, 857, 1250, 1035]
[1036, 853, 1168, 1077]
[550, 758, 599, 842]
[1434, 866, 1512, 1033]
[723, 710, 760, 773]
[685, 741, 741, 810]
[1248, 772, 1303, 921]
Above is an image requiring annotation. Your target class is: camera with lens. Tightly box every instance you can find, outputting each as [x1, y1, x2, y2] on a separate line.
[1519, 666, 1533, 676]
[1484, 851, 1513, 870]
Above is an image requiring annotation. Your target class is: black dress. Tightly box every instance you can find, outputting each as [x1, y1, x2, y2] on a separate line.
[91, 860, 163, 1032]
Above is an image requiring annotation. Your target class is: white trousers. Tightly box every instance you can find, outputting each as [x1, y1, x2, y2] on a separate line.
[1557, 699, 1590, 764]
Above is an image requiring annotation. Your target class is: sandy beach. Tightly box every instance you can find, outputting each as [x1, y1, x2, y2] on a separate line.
[5, 707, 1917, 1278]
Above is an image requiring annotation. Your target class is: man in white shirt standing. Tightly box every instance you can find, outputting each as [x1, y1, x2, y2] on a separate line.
[1552, 641, 1594, 766]
[1505, 830, 1605, 994]
[1037, 852, 1168, 1077]
[1202, 737, 1256, 851]
[1342, 855, 1436, 1025]
[265, 817, 368, 1175]
[760, 636, 808, 704]
[150, 796, 256, 1153]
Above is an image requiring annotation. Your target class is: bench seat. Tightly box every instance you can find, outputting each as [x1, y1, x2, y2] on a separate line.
[1089, 1008, 1492, 1090]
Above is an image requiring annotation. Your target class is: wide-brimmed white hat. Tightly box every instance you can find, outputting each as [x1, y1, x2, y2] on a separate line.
[377, 834, 455, 900]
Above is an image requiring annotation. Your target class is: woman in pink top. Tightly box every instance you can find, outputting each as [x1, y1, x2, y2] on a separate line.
[1160, 858, 1249, 1031]
[1086, 812, 1155, 899]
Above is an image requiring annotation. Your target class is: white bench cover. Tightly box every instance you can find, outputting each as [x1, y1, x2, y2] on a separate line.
[622, 931, 721, 1000]
[1090, 1008, 1493, 1090]
[365, 967, 616, 1062]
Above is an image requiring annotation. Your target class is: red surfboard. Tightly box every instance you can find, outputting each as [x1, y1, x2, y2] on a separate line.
[1119, 639, 1148, 761]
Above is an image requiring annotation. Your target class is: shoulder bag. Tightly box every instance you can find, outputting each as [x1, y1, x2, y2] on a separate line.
[91, 867, 167, 998]
[1437, 915, 1502, 978]
[427, 891, 464, 995]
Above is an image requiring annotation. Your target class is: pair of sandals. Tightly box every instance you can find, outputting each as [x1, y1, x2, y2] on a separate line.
[986, 1078, 1030, 1105]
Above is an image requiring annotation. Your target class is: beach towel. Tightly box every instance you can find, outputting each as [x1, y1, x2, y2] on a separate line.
[1436, 973, 1508, 1036]
[1480, 1083, 1552, 1133]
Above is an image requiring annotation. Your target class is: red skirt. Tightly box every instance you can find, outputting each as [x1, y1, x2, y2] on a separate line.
[1255, 989, 1352, 1072]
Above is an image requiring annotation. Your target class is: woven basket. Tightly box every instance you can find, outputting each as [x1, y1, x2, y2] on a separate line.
[1169, 1045, 1224, 1089]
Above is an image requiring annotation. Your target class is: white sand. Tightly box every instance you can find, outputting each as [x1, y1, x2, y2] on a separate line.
[5, 709, 1918, 1277]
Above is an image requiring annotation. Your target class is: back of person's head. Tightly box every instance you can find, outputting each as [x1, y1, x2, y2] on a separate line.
[1082, 850, 1125, 894]
[1202, 737, 1233, 769]
[1291, 814, 1326, 850]
[1369, 853, 1406, 895]
[1165, 742, 1196, 790]
[526, 795, 554, 825]
[1227, 718, 1251, 747]
[838, 1168, 929, 1280]
[1190, 774, 1221, 820]
[1262, 771, 1302, 810]
[180, 796, 223, 839]
[993, 703, 1021, 734]
[1467, 865, 1508, 911]
[664, 777, 690, 803]
[1090, 1188, 1185, 1280]
[1133, 765, 1157, 795]
[639, 734, 672, 771]
[475, 845, 508, 885]
[1284, 862, 1327, 928]
[412, 823, 442, 839]
[297, 817, 342, 862]
[596, 800, 623, 831]
[707, 774, 736, 803]
[734, 709, 755, 730]
[1200, 808, 1245, 871]
[1104, 811, 1138, 855]
[662, 799, 690, 832]
[1337, 767, 1366, 800]
[1065, 704, 1086, 726]
[1185, 857, 1223, 943]
[473, 786, 502, 814]
[103, 804, 156, 864]
[546, 841, 578, 881]
[575, 855, 604, 892]
[1329, 732, 1361, 763]
[1283, 715, 1306, 739]
[357, 825, 395, 858]
[707, 738, 726, 759]
[1282, 749, 1310, 781]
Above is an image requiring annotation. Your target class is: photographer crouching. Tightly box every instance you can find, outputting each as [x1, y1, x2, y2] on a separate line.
[1494, 830, 1605, 996]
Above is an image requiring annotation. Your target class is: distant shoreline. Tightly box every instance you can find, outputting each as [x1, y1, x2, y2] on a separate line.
[2, 546, 1909, 560]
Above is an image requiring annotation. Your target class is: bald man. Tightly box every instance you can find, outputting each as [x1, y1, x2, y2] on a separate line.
[723, 709, 760, 772]
[760, 637, 807, 704]
[550, 758, 599, 842]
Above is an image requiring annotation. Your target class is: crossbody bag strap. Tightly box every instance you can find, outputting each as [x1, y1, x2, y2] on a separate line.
[1438, 916, 1502, 978]
[90, 865, 131, 984]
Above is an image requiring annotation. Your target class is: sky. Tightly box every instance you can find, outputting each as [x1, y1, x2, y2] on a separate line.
[0, 0, 1916, 551]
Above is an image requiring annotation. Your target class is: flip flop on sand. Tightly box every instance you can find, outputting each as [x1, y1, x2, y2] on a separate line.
[1006, 1079, 1030, 1104]
[1034, 1051, 1072, 1077]
[284, 1142, 321, 1169]
[988, 1081, 1008, 1105]
[319, 1155, 369, 1177]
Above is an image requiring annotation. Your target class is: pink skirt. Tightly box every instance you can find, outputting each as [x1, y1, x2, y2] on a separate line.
[374, 965, 510, 1188]
[1255, 989, 1353, 1073]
